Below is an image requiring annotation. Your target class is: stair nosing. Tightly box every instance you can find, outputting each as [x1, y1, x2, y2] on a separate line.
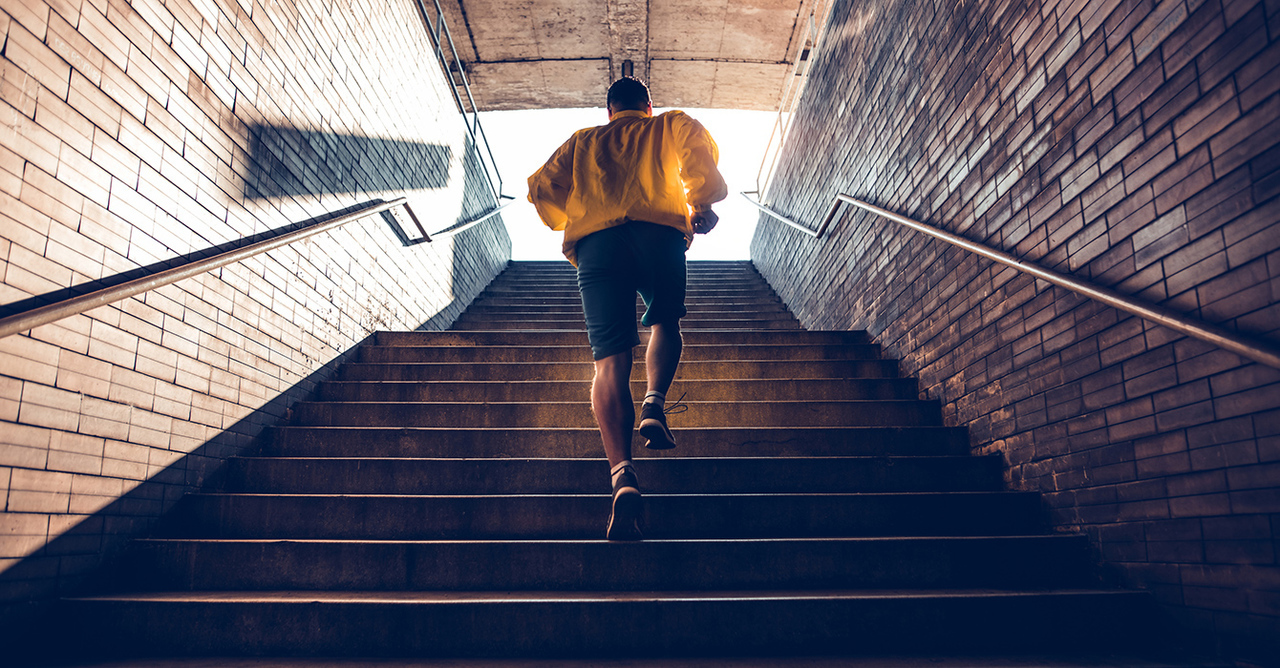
[188, 491, 1036, 499]
[64, 588, 1148, 604]
[132, 534, 1085, 546]
[230, 454, 996, 461]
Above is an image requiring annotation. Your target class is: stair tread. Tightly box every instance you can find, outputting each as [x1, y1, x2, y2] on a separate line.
[270, 425, 960, 431]
[231, 455, 991, 461]
[361, 344, 865, 350]
[70, 588, 1140, 603]
[134, 534, 1080, 545]
[189, 490, 1035, 498]
[296, 399, 933, 406]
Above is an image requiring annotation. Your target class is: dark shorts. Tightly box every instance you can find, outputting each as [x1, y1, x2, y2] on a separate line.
[575, 221, 688, 360]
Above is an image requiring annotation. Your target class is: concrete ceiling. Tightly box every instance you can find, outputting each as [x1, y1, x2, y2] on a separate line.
[432, 0, 826, 111]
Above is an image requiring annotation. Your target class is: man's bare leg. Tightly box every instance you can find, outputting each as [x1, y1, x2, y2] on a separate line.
[592, 350, 635, 468]
[646, 321, 682, 395]
[638, 321, 682, 449]
[594, 349, 643, 540]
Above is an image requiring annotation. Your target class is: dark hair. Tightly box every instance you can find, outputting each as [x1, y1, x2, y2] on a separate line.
[607, 77, 651, 112]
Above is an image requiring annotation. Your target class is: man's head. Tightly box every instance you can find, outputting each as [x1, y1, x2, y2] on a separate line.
[607, 77, 652, 118]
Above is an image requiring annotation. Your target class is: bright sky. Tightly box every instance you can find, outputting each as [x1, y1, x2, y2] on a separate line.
[478, 107, 777, 261]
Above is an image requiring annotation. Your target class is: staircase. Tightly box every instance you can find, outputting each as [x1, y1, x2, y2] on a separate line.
[61, 260, 1158, 659]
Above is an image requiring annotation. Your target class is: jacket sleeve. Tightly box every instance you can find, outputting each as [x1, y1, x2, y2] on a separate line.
[527, 134, 577, 231]
[672, 112, 729, 209]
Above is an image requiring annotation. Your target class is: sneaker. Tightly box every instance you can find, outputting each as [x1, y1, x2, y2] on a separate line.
[606, 465, 643, 541]
[639, 397, 684, 450]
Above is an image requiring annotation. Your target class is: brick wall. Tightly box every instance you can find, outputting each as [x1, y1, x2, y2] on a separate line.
[0, 0, 510, 622]
[752, 0, 1278, 661]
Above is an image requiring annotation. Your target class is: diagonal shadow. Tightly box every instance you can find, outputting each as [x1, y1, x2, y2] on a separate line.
[245, 124, 453, 199]
[3, 126, 465, 320]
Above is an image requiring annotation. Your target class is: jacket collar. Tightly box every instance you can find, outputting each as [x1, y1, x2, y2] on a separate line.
[610, 109, 652, 121]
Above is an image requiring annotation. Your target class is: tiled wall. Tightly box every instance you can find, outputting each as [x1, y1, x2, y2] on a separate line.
[0, 0, 510, 621]
[752, 0, 1278, 661]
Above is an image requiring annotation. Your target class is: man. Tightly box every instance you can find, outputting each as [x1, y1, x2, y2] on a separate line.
[527, 77, 728, 541]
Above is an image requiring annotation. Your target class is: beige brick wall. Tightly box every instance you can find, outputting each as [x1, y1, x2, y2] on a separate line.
[0, 0, 510, 613]
[753, 0, 1278, 662]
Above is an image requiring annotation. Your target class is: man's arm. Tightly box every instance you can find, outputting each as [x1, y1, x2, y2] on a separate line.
[671, 112, 729, 234]
[527, 135, 578, 231]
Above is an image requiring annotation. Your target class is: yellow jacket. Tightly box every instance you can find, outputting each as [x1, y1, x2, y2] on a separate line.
[527, 109, 728, 264]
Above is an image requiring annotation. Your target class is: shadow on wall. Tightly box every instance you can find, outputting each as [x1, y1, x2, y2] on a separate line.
[245, 124, 453, 199]
[0, 124, 511, 657]
[1, 126, 465, 322]
[418, 133, 512, 330]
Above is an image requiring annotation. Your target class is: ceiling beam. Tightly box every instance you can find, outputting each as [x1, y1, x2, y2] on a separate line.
[607, 0, 649, 84]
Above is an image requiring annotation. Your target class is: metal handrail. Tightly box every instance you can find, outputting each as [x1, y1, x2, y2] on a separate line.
[413, 0, 505, 201]
[740, 191, 819, 237]
[0, 199, 409, 340]
[423, 199, 515, 241]
[746, 191, 1280, 370]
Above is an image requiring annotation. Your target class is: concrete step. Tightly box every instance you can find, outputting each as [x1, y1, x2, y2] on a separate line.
[482, 284, 774, 293]
[480, 279, 772, 287]
[498, 264, 761, 279]
[162, 491, 1043, 539]
[457, 306, 795, 318]
[356, 344, 879, 363]
[480, 282, 775, 290]
[374, 330, 871, 346]
[458, 310, 798, 323]
[464, 304, 786, 315]
[464, 300, 792, 311]
[119, 535, 1093, 591]
[482, 284, 772, 293]
[502, 267, 758, 277]
[289, 400, 943, 428]
[317, 378, 919, 402]
[262, 426, 973, 457]
[478, 287, 780, 297]
[477, 281, 775, 290]
[34, 653, 1231, 667]
[501, 271, 763, 280]
[469, 298, 785, 309]
[507, 260, 751, 268]
[526, 266, 756, 273]
[59, 589, 1155, 656]
[477, 283, 774, 293]
[497, 277, 765, 285]
[449, 318, 804, 330]
[338, 359, 901, 381]
[487, 276, 764, 285]
[222, 455, 1004, 494]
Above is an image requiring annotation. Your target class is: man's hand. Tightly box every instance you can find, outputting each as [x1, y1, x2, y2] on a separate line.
[691, 208, 719, 235]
